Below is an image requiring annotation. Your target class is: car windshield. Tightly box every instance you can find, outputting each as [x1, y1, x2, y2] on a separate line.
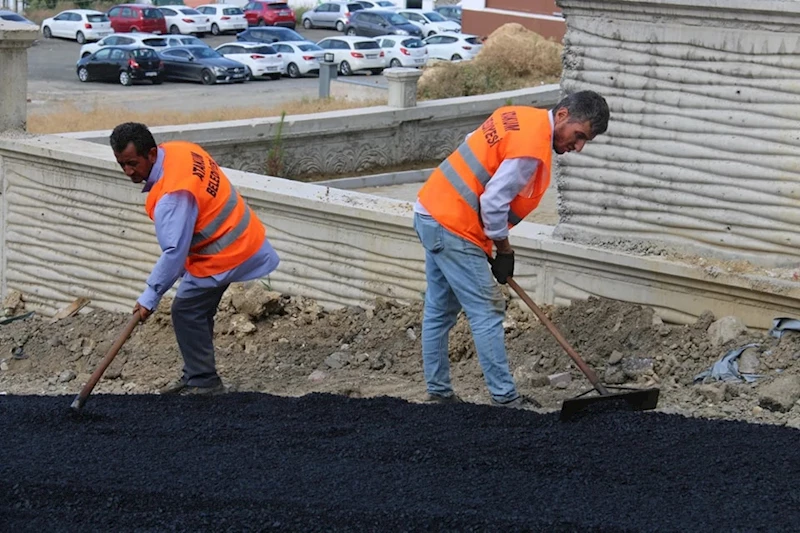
[143, 8, 163, 19]
[376, 1, 393, 5]
[87, 14, 109, 22]
[353, 41, 379, 50]
[132, 48, 158, 59]
[0, 13, 27, 21]
[347, 3, 363, 11]
[386, 13, 407, 25]
[223, 7, 243, 14]
[265, 2, 289, 9]
[465, 37, 481, 45]
[142, 38, 168, 47]
[424, 11, 446, 22]
[264, 27, 304, 40]
[179, 8, 201, 15]
[192, 47, 221, 58]
[401, 38, 424, 49]
[181, 36, 203, 44]
[297, 43, 322, 52]
[252, 45, 277, 54]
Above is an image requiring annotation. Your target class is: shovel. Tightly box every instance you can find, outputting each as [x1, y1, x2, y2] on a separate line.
[506, 278, 660, 421]
[70, 309, 142, 413]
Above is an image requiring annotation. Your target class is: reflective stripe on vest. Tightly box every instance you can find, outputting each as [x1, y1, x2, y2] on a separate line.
[192, 202, 252, 256]
[440, 143, 492, 214]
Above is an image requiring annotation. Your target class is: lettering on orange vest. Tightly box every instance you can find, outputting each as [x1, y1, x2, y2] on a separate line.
[145, 141, 266, 278]
[417, 106, 553, 255]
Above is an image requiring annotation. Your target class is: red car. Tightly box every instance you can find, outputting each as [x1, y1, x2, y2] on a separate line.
[106, 4, 168, 34]
[243, 1, 296, 29]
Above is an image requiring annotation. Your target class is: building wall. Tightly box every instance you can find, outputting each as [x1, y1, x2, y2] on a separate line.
[461, 0, 565, 41]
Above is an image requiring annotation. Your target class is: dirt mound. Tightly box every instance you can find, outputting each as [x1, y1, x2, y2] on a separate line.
[1, 284, 799, 426]
[418, 23, 563, 100]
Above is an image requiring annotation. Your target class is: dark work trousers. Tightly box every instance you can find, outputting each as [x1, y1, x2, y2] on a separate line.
[171, 284, 230, 387]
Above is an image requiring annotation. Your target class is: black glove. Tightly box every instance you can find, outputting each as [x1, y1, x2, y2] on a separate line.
[491, 251, 514, 284]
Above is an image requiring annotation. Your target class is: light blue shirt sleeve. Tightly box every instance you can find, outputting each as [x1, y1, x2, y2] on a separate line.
[137, 191, 198, 311]
[480, 157, 540, 241]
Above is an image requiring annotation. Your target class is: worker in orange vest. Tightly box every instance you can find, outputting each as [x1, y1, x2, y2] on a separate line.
[110, 122, 280, 396]
[414, 90, 609, 408]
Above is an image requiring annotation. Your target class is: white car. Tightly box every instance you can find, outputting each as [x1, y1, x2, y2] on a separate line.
[396, 9, 460, 37]
[41, 9, 113, 44]
[316, 36, 384, 76]
[215, 41, 283, 80]
[271, 40, 325, 78]
[376, 35, 426, 68]
[79, 33, 169, 59]
[158, 6, 211, 35]
[164, 35, 210, 48]
[424, 33, 482, 61]
[195, 4, 248, 36]
[357, 0, 398, 8]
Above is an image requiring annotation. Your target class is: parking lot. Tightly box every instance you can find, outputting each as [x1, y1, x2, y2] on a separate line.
[26, 27, 382, 115]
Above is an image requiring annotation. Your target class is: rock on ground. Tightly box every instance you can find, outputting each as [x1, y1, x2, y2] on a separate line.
[707, 316, 747, 346]
[758, 374, 800, 412]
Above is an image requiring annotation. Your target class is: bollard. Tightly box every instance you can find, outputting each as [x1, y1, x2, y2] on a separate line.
[318, 52, 338, 99]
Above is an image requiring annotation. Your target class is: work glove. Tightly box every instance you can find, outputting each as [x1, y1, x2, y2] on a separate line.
[491, 251, 514, 285]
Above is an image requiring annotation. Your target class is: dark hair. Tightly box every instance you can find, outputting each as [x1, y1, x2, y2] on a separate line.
[109, 122, 156, 156]
[552, 91, 609, 136]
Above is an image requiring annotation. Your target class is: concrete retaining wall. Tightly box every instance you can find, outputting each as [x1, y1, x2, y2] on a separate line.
[2, 133, 798, 330]
[61, 85, 561, 179]
[555, 0, 800, 268]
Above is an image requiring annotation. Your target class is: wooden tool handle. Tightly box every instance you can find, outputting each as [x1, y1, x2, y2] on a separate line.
[506, 278, 609, 396]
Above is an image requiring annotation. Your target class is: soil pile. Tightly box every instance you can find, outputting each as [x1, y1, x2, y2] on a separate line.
[2, 393, 799, 532]
[1, 284, 799, 427]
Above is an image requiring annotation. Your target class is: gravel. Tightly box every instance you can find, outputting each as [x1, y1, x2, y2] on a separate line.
[2, 393, 799, 532]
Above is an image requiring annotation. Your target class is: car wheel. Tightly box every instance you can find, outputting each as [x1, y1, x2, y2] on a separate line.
[81, 52, 91, 58]
[130, 27, 139, 32]
[346, 28, 356, 36]
[389, 58, 401, 68]
[76, 31, 86, 44]
[211, 23, 220, 35]
[42, 26, 52, 39]
[245, 66, 253, 81]
[269, 73, 281, 80]
[451, 53, 462, 60]
[77, 66, 91, 82]
[170, 25, 180, 34]
[428, 30, 436, 37]
[335, 20, 344, 32]
[201, 69, 214, 85]
[119, 70, 132, 86]
[302, 18, 312, 29]
[339, 60, 352, 76]
[257, 18, 265, 26]
[287, 62, 300, 78]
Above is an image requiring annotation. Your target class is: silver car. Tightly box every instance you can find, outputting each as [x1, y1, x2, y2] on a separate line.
[302, 1, 364, 33]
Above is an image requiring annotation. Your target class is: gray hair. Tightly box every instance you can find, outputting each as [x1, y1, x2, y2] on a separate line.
[552, 91, 610, 136]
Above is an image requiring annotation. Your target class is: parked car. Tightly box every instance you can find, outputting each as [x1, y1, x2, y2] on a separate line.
[396, 9, 460, 37]
[215, 41, 283, 80]
[195, 4, 248, 36]
[243, 1, 295, 28]
[41, 9, 113, 44]
[271, 40, 324, 78]
[159, 45, 248, 84]
[316, 36, 384, 76]
[164, 35, 210, 47]
[79, 32, 169, 58]
[76, 45, 164, 86]
[344, 9, 422, 38]
[106, 4, 168, 34]
[236, 26, 307, 43]
[376, 35, 426, 68]
[158, 6, 210, 35]
[354, 0, 397, 8]
[0, 9, 36, 25]
[424, 33, 482, 61]
[434, 5, 461, 23]
[301, 2, 363, 32]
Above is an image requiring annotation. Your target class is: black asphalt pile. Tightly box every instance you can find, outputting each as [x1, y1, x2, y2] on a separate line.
[2, 394, 799, 532]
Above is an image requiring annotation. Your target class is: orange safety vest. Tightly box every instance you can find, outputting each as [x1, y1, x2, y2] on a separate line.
[417, 106, 553, 255]
[145, 141, 266, 278]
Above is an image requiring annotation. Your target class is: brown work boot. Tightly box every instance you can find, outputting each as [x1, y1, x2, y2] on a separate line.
[491, 394, 541, 409]
[159, 378, 227, 396]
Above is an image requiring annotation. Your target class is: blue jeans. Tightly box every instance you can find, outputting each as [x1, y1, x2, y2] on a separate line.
[413, 213, 518, 403]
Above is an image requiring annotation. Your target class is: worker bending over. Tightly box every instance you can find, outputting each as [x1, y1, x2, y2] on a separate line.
[413, 90, 610, 408]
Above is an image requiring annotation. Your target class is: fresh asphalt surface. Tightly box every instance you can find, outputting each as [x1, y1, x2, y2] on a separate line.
[2, 393, 799, 532]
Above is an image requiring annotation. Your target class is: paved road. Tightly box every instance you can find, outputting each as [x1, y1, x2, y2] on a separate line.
[26, 28, 382, 114]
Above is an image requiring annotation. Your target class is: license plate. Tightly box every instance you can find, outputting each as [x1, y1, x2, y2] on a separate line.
[145, 71, 158, 77]
[366, 54, 377, 59]
[232, 73, 245, 78]
[197, 26, 207, 31]
[414, 58, 424, 63]
[266, 67, 278, 71]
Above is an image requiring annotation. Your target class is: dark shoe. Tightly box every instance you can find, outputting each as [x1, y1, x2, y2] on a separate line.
[425, 392, 462, 404]
[159, 378, 227, 396]
[492, 395, 541, 409]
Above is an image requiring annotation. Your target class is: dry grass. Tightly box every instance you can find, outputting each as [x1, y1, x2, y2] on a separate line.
[27, 97, 387, 134]
[418, 23, 563, 100]
[25, 1, 115, 24]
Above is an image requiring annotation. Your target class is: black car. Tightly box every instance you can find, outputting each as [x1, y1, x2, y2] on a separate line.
[159, 45, 248, 85]
[434, 5, 462, 23]
[344, 10, 423, 38]
[76, 45, 164, 86]
[236, 26, 308, 44]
